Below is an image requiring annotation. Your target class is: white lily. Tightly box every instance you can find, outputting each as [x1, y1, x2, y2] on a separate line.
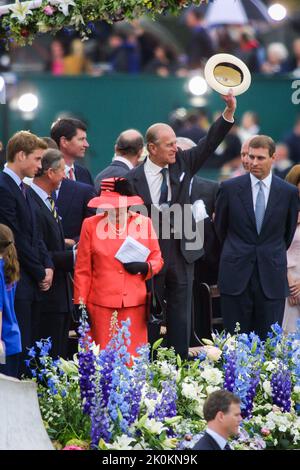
[50, 0, 75, 17]
[9, 0, 33, 23]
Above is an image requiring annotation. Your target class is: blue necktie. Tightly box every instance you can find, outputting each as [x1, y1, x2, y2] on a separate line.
[224, 443, 232, 450]
[19, 181, 26, 198]
[159, 168, 168, 205]
[255, 181, 265, 234]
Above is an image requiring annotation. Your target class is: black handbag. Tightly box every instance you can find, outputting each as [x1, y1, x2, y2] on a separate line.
[146, 264, 166, 325]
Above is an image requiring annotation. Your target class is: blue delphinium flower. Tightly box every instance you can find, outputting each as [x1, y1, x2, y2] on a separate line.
[271, 369, 292, 412]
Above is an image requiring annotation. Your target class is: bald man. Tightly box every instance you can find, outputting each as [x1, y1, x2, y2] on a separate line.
[94, 129, 144, 193]
[127, 92, 237, 359]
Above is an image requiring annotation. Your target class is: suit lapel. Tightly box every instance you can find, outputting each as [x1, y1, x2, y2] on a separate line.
[29, 187, 62, 239]
[132, 162, 152, 205]
[261, 176, 282, 232]
[238, 174, 256, 230]
[56, 179, 76, 218]
[169, 164, 182, 204]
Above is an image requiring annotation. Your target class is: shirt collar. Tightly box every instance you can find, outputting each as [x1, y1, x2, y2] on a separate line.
[206, 428, 228, 450]
[250, 171, 272, 189]
[113, 155, 134, 170]
[30, 182, 50, 203]
[3, 167, 22, 187]
[64, 163, 74, 177]
[145, 157, 168, 175]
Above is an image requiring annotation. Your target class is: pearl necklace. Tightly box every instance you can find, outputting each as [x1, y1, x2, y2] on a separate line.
[107, 214, 128, 236]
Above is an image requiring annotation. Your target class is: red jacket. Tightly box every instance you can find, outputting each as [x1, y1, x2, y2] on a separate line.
[74, 212, 164, 308]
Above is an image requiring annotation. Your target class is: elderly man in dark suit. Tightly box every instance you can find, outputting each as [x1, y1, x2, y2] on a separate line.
[193, 390, 242, 451]
[215, 135, 299, 338]
[0, 131, 53, 377]
[29, 149, 74, 358]
[50, 117, 93, 186]
[94, 129, 144, 193]
[127, 91, 236, 359]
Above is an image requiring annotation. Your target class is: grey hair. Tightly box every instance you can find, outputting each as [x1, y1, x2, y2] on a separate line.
[36, 148, 63, 176]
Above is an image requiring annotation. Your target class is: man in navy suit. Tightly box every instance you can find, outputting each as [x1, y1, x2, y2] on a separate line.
[193, 390, 242, 451]
[29, 149, 74, 358]
[50, 117, 93, 186]
[128, 91, 236, 359]
[215, 135, 299, 338]
[0, 131, 53, 376]
[94, 129, 144, 193]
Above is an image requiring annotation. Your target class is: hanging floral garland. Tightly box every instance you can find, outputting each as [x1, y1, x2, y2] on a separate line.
[0, 0, 212, 46]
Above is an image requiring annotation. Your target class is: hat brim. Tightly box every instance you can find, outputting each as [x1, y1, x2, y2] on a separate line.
[204, 53, 251, 96]
[88, 192, 145, 209]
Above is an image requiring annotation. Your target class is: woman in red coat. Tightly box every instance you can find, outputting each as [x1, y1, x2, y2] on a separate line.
[74, 178, 164, 357]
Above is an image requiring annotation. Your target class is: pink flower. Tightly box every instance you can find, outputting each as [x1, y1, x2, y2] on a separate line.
[43, 6, 55, 15]
[261, 428, 271, 436]
[62, 445, 84, 450]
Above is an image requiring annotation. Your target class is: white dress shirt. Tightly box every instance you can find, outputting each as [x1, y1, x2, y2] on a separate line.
[113, 155, 134, 170]
[250, 172, 272, 210]
[206, 428, 229, 450]
[30, 182, 52, 211]
[144, 158, 171, 207]
[65, 163, 76, 180]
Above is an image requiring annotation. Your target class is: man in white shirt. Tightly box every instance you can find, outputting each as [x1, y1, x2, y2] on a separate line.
[215, 135, 299, 338]
[128, 91, 237, 359]
[193, 390, 242, 451]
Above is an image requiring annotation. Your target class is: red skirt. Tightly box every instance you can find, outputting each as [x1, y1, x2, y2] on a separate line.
[86, 303, 148, 357]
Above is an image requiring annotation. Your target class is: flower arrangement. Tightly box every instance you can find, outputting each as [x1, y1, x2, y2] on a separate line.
[27, 308, 300, 450]
[0, 0, 211, 46]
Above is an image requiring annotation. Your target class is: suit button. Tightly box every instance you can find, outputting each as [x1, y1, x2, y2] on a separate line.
[119, 270, 123, 273]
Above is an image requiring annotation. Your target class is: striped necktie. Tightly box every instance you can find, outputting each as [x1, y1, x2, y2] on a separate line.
[68, 167, 75, 181]
[19, 181, 27, 198]
[48, 196, 59, 223]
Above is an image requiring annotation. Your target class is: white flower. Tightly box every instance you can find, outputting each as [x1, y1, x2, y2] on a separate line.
[200, 367, 223, 385]
[144, 418, 166, 434]
[202, 345, 222, 362]
[161, 437, 177, 449]
[264, 360, 277, 372]
[206, 385, 221, 395]
[9, 0, 33, 23]
[144, 398, 157, 414]
[50, 0, 75, 16]
[105, 434, 136, 450]
[262, 380, 272, 396]
[194, 399, 205, 418]
[181, 381, 201, 400]
[159, 360, 177, 377]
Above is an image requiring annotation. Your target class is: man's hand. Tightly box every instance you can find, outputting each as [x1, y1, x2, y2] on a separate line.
[65, 238, 76, 248]
[222, 89, 237, 122]
[39, 268, 54, 291]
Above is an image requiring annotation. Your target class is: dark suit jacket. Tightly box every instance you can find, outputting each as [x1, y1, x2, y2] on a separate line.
[74, 163, 94, 187]
[215, 173, 299, 298]
[55, 178, 96, 241]
[94, 160, 130, 194]
[190, 176, 221, 284]
[29, 187, 74, 313]
[0, 172, 53, 300]
[193, 432, 222, 451]
[127, 116, 233, 264]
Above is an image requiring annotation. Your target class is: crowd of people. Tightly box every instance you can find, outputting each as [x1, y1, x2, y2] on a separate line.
[0, 90, 300, 401]
[2, 8, 300, 78]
